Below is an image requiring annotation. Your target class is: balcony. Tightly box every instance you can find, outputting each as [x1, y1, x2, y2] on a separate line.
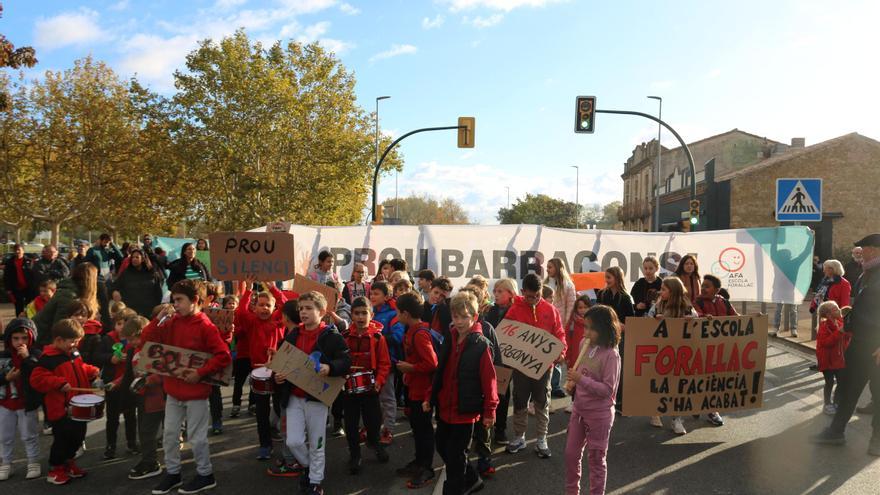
[619, 198, 652, 222]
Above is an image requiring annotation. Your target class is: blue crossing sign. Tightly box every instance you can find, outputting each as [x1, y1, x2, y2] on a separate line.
[776, 178, 822, 222]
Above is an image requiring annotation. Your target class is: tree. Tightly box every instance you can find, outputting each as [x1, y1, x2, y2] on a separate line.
[0, 57, 145, 245]
[497, 194, 621, 229]
[381, 194, 470, 225]
[0, 3, 38, 111]
[173, 30, 401, 233]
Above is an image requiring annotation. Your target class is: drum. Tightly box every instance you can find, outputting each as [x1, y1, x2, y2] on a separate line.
[68, 394, 105, 422]
[345, 370, 376, 395]
[250, 367, 275, 395]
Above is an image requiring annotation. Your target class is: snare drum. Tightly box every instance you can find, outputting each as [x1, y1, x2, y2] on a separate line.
[250, 367, 275, 395]
[68, 394, 105, 422]
[345, 370, 376, 395]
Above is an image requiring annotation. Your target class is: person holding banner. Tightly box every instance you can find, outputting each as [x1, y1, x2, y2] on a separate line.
[564, 305, 621, 495]
[673, 255, 701, 306]
[505, 274, 566, 459]
[595, 267, 634, 413]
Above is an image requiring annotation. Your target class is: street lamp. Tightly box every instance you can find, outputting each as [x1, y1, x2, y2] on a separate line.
[571, 165, 580, 229]
[647, 96, 662, 231]
[375, 96, 390, 222]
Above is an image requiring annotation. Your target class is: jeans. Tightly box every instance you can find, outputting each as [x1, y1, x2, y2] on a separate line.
[232, 358, 251, 408]
[773, 303, 798, 330]
[343, 393, 382, 457]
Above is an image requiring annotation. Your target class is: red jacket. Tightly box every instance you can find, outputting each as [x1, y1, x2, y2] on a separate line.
[30, 346, 100, 421]
[435, 323, 498, 424]
[235, 288, 287, 367]
[565, 316, 586, 369]
[344, 321, 391, 390]
[811, 277, 852, 313]
[403, 321, 438, 401]
[694, 295, 738, 317]
[504, 296, 567, 359]
[140, 311, 231, 401]
[816, 318, 850, 371]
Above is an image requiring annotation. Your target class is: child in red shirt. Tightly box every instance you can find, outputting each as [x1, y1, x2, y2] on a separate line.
[816, 301, 850, 416]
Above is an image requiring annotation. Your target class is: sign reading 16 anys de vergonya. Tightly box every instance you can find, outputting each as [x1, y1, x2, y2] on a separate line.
[776, 178, 822, 222]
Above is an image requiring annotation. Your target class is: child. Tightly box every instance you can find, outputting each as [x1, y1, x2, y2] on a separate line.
[99, 307, 139, 459]
[596, 267, 634, 412]
[416, 269, 435, 300]
[484, 278, 518, 445]
[308, 251, 340, 286]
[142, 280, 231, 494]
[369, 281, 405, 445]
[545, 258, 577, 328]
[0, 318, 42, 481]
[25, 280, 57, 319]
[119, 316, 166, 480]
[428, 291, 498, 495]
[631, 256, 662, 317]
[542, 285, 555, 303]
[266, 300, 304, 478]
[342, 263, 371, 305]
[342, 297, 391, 473]
[235, 277, 287, 460]
[30, 319, 100, 485]
[564, 295, 592, 413]
[564, 305, 621, 495]
[375, 259, 393, 282]
[274, 291, 351, 495]
[394, 291, 438, 488]
[109, 300, 128, 322]
[389, 270, 410, 286]
[694, 275, 738, 318]
[423, 277, 453, 341]
[65, 299, 103, 367]
[816, 301, 849, 416]
[227, 293, 251, 419]
[393, 278, 414, 299]
[647, 277, 698, 434]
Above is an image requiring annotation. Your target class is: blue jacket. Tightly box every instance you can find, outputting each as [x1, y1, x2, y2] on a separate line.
[373, 303, 405, 362]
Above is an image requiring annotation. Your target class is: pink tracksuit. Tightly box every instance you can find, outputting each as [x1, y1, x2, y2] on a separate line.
[564, 344, 621, 495]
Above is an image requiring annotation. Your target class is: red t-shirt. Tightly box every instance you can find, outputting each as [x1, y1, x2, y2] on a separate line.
[292, 325, 322, 398]
[14, 258, 27, 289]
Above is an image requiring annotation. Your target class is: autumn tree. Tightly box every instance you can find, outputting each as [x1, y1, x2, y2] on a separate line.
[381, 194, 470, 225]
[173, 30, 401, 233]
[0, 2, 37, 111]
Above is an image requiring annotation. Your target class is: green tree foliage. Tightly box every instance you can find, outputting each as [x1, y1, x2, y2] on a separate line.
[381, 194, 470, 225]
[497, 194, 620, 229]
[173, 30, 400, 233]
[0, 3, 38, 111]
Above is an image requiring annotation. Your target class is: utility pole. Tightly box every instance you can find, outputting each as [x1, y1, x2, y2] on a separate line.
[571, 165, 580, 229]
[374, 96, 390, 223]
[506, 186, 510, 209]
[648, 96, 662, 231]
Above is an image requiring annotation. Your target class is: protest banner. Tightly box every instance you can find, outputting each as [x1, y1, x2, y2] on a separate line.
[195, 249, 211, 269]
[135, 341, 232, 386]
[495, 366, 513, 394]
[208, 231, 295, 281]
[205, 307, 234, 333]
[268, 341, 345, 406]
[495, 319, 564, 380]
[293, 274, 339, 311]
[622, 315, 768, 417]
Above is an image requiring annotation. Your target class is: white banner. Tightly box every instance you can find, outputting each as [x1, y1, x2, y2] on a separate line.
[249, 224, 814, 304]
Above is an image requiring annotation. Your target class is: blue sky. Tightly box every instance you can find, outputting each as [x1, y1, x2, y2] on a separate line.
[4, 0, 879, 224]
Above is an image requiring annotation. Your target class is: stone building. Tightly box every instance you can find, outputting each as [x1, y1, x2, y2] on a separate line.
[620, 129, 786, 231]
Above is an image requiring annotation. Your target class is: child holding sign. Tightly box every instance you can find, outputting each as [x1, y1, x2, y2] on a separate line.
[274, 291, 351, 495]
[564, 305, 621, 495]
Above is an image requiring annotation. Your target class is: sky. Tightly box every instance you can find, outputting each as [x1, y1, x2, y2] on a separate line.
[3, 0, 879, 224]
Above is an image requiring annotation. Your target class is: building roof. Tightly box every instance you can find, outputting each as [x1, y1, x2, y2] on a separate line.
[661, 128, 784, 155]
[715, 132, 880, 182]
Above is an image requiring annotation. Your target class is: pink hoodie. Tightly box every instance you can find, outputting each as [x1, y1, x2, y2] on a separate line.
[570, 344, 621, 415]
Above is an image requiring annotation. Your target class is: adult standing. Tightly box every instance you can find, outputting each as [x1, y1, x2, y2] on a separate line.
[166, 242, 210, 289]
[812, 234, 880, 456]
[673, 255, 701, 305]
[3, 244, 34, 316]
[111, 248, 164, 318]
[844, 247, 863, 288]
[33, 263, 100, 347]
[30, 245, 70, 286]
[84, 233, 124, 283]
[141, 234, 161, 270]
[810, 260, 852, 335]
[69, 242, 89, 270]
[544, 258, 576, 399]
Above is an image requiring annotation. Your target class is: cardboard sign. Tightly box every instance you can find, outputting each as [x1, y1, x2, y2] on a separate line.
[495, 365, 513, 394]
[135, 341, 232, 386]
[266, 221, 292, 233]
[622, 315, 768, 417]
[268, 341, 345, 406]
[495, 319, 564, 380]
[293, 274, 339, 311]
[205, 307, 234, 333]
[208, 231, 295, 281]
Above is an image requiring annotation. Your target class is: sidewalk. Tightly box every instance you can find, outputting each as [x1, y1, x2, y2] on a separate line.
[734, 299, 818, 351]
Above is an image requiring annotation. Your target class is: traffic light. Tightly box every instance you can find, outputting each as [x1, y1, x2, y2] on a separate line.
[574, 96, 596, 133]
[373, 204, 384, 225]
[689, 199, 701, 225]
[458, 117, 475, 148]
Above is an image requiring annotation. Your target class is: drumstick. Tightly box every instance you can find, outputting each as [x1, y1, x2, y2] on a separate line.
[563, 338, 591, 394]
[69, 387, 103, 394]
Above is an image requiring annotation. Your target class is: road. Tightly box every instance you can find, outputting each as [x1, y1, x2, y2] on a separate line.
[2, 340, 877, 494]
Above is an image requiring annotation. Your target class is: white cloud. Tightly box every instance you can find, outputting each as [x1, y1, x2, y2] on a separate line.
[318, 38, 354, 54]
[445, 0, 563, 13]
[118, 33, 200, 91]
[464, 13, 504, 28]
[339, 3, 360, 15]
[275, 0, 338, 14]
[706, 68, 722, 79]
[369, 44, 418, 62]
[33, 9, 109, 51]
[299, 21, 330, 42]
[422, 14, 445, 29]
[215, 0, 248, 9]
[109, 0, 130, 11]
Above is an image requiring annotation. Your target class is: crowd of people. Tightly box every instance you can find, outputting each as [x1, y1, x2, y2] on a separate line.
[1, 231, 878, 495]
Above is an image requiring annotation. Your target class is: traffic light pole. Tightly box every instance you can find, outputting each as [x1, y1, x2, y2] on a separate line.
[595, 109, 697, 201]
[371, 125, 467, 222]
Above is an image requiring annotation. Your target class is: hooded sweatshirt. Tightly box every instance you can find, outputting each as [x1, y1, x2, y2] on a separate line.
[344, 320, 392, 390]
[30, 346, 100, 421]
[235, 288, 287, 367]
[0, 321, 42, 411]
[503, 296, 568, 359]
[373, 301, 406, 362]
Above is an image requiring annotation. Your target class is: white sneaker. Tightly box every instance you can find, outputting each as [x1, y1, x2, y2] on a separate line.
[506, 436, 527, 454]
[790, 330, 799, 338]
[26, 463, 41, 480]
[672, 417, 687, 435]
[564, 403, 573, 413]
[823, 404, 838, 415]
[0, 464, 11, 481]
[649, 416, 663, 428]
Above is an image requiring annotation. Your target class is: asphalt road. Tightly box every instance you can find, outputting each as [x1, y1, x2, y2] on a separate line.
[2, 341, 877, 494]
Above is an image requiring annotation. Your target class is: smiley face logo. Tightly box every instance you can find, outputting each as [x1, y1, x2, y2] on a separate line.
[718, 247, 745, 272]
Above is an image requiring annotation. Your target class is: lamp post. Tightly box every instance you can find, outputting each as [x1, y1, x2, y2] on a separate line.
[571, 165, 580, 229]
[375, 96, 390, 221]
[505, 186, 510, 209]
[647, 96, 662, 231]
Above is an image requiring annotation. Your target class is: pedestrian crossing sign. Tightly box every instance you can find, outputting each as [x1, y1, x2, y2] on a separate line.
[776, 178, 822, 222]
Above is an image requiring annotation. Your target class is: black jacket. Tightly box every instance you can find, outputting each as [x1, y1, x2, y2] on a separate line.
[847, 264, 880, 350]
[276, 324, 351, 407]
[112, 266, 164, 318]
[166, 257, 210, 289]
[483, 304, 509, 329]
[3, 255, 34, 293]
[30, 257, 70, 286]
[0, 323, 43, 411]
[431, 328, 491, 415]
[596, 289, 635, 323]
